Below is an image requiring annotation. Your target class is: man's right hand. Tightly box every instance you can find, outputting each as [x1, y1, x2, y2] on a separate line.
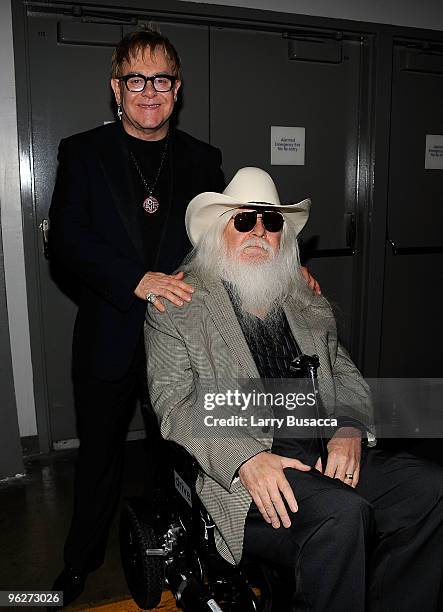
[238, 452, 311, 528]
[134, 271, 194, 312]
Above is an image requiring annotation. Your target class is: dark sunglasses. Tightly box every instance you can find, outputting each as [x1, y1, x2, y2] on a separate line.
[232, 209, 285, 233]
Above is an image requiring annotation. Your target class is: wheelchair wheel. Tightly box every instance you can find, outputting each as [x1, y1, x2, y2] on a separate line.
[120, 501, 165, 610]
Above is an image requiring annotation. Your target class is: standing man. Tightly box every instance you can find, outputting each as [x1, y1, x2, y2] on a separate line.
[49, 28, 224, 607]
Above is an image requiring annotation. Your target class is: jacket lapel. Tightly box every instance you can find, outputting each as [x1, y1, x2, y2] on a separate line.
[283, 296, 318, 357]
[202, 280, 260, 379]
[96, 123, 146, 264]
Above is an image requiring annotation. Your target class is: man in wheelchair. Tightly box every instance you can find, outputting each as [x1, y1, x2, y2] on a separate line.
[144, 167, 443, 611]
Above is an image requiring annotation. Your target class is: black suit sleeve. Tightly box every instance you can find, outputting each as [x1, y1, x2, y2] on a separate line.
[49, 138, 145, 312]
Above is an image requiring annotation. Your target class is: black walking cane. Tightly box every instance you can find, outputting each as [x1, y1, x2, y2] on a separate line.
[289, 354, 329, 472]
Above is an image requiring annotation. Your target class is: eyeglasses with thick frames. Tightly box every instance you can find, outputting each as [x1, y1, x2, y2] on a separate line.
[231, 209, 285, 233]
[118, 73, 177, 93]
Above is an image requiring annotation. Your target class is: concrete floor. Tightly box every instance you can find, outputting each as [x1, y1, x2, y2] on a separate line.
[0, 440, 177, 611]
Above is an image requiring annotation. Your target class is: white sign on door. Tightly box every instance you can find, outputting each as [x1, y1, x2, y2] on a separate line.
[271, 126, 305, 166]
[425, 134, 443, 170]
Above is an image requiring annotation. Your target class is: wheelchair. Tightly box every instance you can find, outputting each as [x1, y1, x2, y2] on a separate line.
[119, 355, 323, 611]
[119, 441, 264, 611]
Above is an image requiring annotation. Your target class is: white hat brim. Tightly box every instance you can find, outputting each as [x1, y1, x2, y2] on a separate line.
[186, 191, 311, 247]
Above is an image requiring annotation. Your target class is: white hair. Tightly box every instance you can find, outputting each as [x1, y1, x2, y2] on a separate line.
[184, 211, 312, 316]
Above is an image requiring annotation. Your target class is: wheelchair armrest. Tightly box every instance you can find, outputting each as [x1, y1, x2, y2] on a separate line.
[165, 441, 216, 537]
[166, 441, 200, 483]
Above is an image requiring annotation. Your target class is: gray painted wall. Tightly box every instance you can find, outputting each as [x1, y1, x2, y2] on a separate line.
[1, 0, 36, 446]
[0, 208, 25, 478]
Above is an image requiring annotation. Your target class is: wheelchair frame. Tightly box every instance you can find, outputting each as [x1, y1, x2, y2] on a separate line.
[120, 441, 262, 611]
[120, 354, 324, 610]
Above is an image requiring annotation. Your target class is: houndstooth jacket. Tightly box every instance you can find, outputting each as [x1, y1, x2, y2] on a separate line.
[144, 271, 374, 565]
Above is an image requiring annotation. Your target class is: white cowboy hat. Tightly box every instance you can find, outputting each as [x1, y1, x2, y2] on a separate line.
[185, 166, 311, 246]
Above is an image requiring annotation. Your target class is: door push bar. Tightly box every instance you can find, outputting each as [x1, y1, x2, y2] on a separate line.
[303, 212, 356, 258]
[387, 238, 443, 256]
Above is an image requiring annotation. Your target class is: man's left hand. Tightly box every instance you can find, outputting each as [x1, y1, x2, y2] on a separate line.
[300, 266, 321, 295]
[314, 427, 362, 487]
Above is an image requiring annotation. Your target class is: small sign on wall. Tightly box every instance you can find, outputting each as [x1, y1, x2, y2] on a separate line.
[425, 134, 443, 170]
[271, 126, 305, 166]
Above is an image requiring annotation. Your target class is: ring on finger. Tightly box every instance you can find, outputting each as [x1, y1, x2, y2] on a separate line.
[345, 473, 354, 480]
[146, 292, 157, 304]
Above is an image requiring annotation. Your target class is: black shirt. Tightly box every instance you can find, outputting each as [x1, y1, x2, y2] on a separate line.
[125, 131, 171, 271]
[224, 284, 322, 463]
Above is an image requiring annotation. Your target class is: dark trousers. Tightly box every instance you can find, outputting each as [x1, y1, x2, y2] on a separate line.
[64, 339, 163, 572]
[243, 449, 443, 611]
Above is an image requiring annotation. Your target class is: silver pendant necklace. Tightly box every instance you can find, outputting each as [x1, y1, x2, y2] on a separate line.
[130, 132, 169, 214]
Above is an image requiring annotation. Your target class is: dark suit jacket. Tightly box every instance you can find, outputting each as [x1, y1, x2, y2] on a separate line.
[49, 122, 224, 380]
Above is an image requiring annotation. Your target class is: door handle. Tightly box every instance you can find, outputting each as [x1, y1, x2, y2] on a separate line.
[39, 219, 50, 260]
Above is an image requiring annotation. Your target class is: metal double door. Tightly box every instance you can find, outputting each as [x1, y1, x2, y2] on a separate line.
[380, 42, 443, 378]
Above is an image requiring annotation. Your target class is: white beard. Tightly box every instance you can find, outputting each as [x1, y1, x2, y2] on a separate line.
[220, 237, 292, 316]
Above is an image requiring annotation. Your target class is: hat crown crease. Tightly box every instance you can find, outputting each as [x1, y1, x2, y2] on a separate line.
[223, 168, 281, 206]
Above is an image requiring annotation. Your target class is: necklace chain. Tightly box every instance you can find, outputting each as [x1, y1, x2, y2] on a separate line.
[129, 131, 170, 198]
